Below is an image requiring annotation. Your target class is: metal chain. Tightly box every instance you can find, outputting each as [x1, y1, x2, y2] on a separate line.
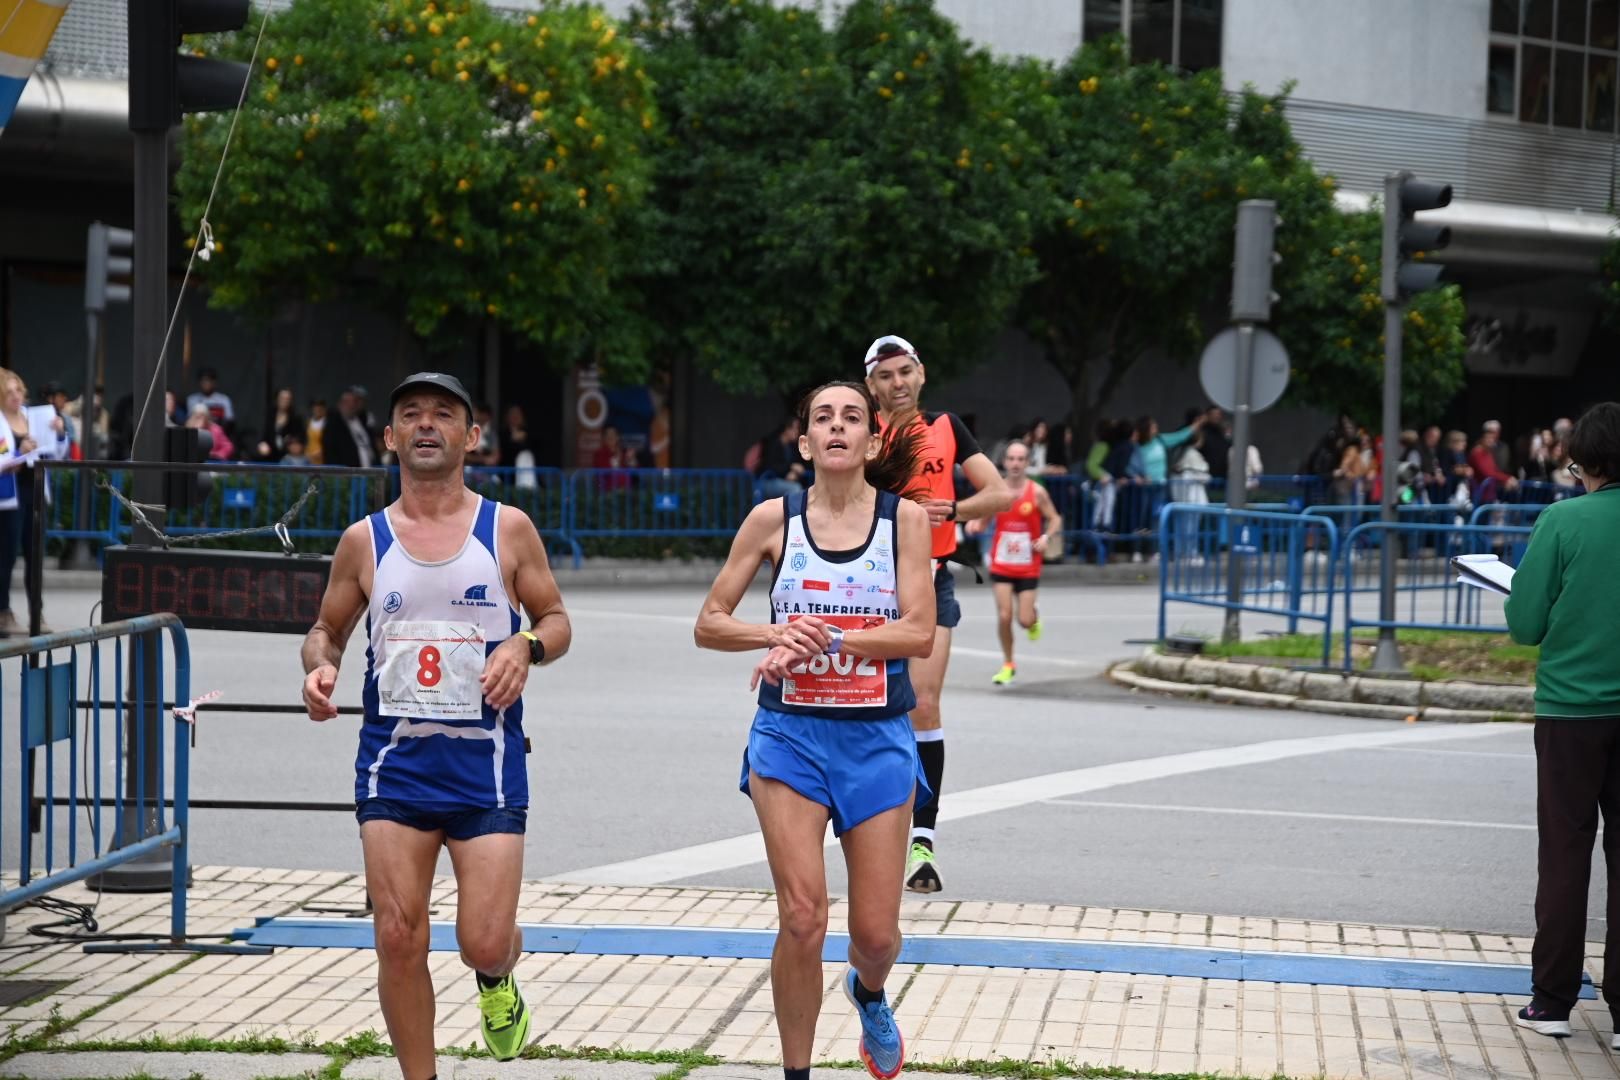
[96, 473, 324, 549]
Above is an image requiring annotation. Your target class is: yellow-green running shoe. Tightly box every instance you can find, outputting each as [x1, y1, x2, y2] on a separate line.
[478, 972, 531, 1060]
[991, 664, 1016, 685]
[1027, 618, 1043, 642]
[905, 842, 941, 894]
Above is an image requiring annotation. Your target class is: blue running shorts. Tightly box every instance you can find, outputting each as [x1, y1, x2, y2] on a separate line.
[740, 707, 932, 836]
[356, 797, 527, 841]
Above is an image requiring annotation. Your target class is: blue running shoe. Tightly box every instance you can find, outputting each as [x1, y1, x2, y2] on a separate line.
[842, 966, 904, 1079]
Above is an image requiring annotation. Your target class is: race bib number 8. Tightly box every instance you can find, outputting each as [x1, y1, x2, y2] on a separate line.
[995, 529, 1035, 567]
[378, 621, 486, 720]
[780, 614, 888, 708]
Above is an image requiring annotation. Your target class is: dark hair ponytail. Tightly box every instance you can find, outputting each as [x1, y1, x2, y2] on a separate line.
[795, 381, 928, 500]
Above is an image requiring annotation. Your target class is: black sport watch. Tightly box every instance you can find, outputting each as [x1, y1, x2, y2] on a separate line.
[518, 630, 546, 666]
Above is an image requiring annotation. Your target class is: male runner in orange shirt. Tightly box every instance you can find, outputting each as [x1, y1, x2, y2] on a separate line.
[864, 335, 1010, 892]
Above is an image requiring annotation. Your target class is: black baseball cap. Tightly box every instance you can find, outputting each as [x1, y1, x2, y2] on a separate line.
[390, 372, 474, 420]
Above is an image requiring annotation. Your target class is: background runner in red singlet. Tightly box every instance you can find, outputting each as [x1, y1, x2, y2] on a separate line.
[967, 440, 1062, 686]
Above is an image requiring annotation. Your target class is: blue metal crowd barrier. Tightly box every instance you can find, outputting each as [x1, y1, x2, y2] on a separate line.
[46, 469, 125, 548]
[1338, 521, 1533, 668]
[461, 466, 581, 566]
[41, 463, 1334, 568]
[1, 616, 191, 937]
[568, 467, 759, 545]
[1467, 502, 1550, 527]
[43, 464, 762, 568]
[1051, 474, 1323, 564]
[164, 467, 380, 542]
[1519, 480, 1578, 504]
[1157, 505, 1341, 665]
[43, 465, 384, 552]
[1040, 476, 1107, 564]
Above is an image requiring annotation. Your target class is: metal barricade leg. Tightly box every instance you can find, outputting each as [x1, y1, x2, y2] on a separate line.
[0, 615, 269, 956]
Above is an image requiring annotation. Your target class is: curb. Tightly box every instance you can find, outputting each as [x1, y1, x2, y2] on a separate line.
[1109, 649, 1532, 723]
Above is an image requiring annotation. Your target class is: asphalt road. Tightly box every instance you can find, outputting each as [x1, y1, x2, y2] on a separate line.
[4, 577, 1569, 938]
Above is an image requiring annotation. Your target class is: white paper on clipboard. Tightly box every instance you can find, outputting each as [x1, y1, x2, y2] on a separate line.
[24, 406, 62, 458]
[1452, 553, 1515, 596]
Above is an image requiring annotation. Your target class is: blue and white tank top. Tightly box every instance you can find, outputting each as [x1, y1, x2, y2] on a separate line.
[757, 489, 915, 720]
[355, 496, 527, 810]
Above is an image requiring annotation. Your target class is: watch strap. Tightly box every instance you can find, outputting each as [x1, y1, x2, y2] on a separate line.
[518, 630, 545, 666]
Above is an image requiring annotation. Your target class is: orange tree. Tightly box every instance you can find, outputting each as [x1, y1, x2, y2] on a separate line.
[1016, 38, 1466, 433]
[175, 0, 660, 376]
[1276, 209, 1467, 427]
[628, 0, 1044, 396]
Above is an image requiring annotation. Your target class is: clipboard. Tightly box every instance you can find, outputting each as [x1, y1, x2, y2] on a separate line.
[1452, 554, 1514, 596]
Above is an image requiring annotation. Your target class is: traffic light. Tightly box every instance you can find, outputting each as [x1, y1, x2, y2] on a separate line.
[85, 223, 134, 312]
[164, 424, 214, 515]
[129, 0, 252, 133]
[1381, 171, 1452, 304]
[1231, 199, 1282, 323]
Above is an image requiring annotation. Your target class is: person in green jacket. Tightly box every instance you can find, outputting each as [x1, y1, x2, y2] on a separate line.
[1505, 401, 1620, 1045]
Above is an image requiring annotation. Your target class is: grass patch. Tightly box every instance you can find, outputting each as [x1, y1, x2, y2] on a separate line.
[30, 1032, 326, 1056]
[1187, 630, 1537, 684]
[0, 1037, 1284, 1080]
[1199, 633, 1344, 660]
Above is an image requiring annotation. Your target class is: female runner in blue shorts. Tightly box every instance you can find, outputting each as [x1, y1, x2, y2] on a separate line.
[697, 381, 936, 1080]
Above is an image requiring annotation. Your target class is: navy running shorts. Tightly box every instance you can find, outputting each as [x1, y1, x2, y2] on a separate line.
[933, 562, 962, 629]
[739, 707, 932, 836]
[356, 797, 527, 841]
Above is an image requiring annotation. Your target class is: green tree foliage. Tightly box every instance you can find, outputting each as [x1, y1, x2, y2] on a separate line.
[628, 0, 1043, 397]
[175, 0, 660, 375]
[1275, 209, 1467, 426]
[1016, 38, 1466, 432]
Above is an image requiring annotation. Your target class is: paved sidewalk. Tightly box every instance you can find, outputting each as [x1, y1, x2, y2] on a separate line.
[0, 865, 1614, 1079]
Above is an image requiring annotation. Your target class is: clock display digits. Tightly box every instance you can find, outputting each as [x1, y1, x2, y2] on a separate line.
[101, 548, 332, 634]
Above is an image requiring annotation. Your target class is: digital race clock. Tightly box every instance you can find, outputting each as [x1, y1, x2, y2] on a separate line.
[101, 547, 331, 634]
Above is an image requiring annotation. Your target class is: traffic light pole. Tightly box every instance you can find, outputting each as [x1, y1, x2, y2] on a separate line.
[1220, 200, 1280, 645]
[1374, 294, 1404, 672]
[67, 308, 104, 571]
[1222, 322, 1255, 644]
[1373, 171, 1407, 674]
[95, 127, 174, 892]
[94, 0, 251, 893]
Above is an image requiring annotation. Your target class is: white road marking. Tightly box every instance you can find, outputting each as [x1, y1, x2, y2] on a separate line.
[1044, 798, 1537, 831]
[551, 721, 1515, 885]
[1364, 746, 1533, 761]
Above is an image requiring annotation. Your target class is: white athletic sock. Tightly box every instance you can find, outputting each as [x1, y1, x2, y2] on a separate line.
[911, 827, 936, 844]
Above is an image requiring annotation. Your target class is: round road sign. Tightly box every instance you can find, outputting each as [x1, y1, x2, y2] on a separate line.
[1198, 326, 1291, 413]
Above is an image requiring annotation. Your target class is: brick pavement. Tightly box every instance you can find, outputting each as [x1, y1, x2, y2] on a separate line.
[0, 865, 1615, 1079]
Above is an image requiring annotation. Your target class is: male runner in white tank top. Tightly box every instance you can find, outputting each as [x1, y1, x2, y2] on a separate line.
[302, 372, 571, 1080]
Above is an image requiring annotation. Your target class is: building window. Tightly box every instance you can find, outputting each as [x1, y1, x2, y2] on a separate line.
[1490, 0, 1620, 134]
[1082, 0, 1223, 72]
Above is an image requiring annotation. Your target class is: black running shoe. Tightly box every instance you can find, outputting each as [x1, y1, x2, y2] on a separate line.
[1516, 1000, 1571, 1038]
